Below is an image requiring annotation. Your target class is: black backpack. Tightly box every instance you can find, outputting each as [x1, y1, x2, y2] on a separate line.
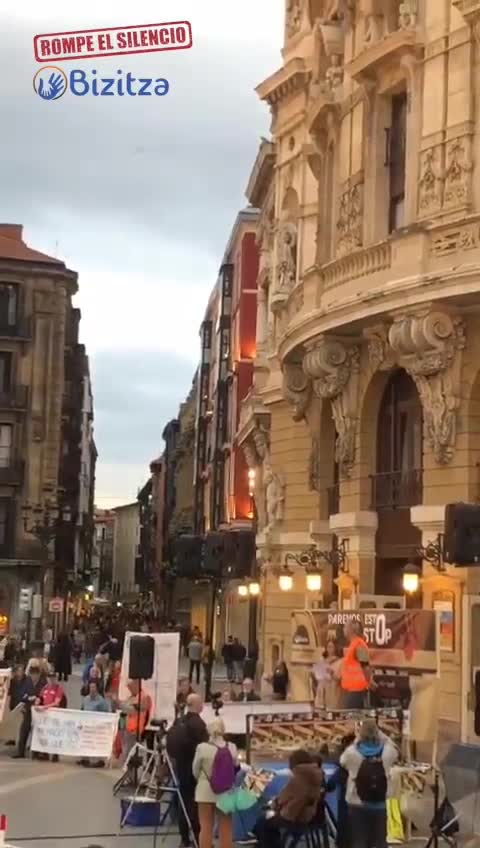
[356, 753, 387, 804]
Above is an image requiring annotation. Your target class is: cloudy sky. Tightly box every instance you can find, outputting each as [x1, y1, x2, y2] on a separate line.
[0, 1, 284, 507]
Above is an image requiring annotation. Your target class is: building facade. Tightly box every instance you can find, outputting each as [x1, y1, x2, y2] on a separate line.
[57, 307, 96, 593]
[91, 508, 115, 595]
[0, 224, 82, 634]
[237, 0, 480, 743]
[193, 211, 259, 646]
[111, 502, 140, 599]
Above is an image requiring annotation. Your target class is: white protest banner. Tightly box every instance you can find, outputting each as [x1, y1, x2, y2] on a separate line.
[31, 708, 118, 758]
[119, 631, 180, 722]
[0, 670, 10, 723]
[202, 701, 313, 735]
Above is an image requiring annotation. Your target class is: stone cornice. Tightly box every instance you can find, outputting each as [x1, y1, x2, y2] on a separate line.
[256, 58, 311, 106]
[245, 140, 275, 208]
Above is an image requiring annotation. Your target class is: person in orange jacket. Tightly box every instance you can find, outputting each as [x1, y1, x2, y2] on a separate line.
[341, 621, 376, 709]
[121, 679, 152, 758]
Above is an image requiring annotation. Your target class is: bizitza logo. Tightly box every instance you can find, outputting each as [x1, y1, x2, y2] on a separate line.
[33, 66, 170, 99]
[33, 66, 67, 99]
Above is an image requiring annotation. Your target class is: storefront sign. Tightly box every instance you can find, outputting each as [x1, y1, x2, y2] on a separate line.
[291, 608, 438, 673]
[31, 708, 118, 758]
[48, 597, 64, 614]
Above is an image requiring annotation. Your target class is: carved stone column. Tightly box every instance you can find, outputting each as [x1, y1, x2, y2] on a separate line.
[303, 336, 360, 478]
[389, 308, 466, 464]
[256, 259, 270, 353]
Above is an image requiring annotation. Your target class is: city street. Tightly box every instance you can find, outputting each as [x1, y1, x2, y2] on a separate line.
[0, 669, 180, 848]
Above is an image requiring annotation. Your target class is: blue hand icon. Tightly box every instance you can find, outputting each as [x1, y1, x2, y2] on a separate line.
[38, 72, 66, 100]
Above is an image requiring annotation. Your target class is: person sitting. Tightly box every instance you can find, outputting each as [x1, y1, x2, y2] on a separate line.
[233, 678, 260, 702]
[253, 750, 325, 848]
[11, 664, 45, 759]
[340, 719, 398, 848]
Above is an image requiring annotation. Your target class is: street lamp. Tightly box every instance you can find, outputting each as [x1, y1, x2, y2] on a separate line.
[306, 572, 322, 592]
[278, 567, 294, 592]
[238, 584, 249, 598]
[248, 581, 260, 596]
[402, 562, 421, 594]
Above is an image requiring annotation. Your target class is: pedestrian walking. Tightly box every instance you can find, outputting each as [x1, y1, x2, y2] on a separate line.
[187, 634, 203, 685]
[231, 638, 246, 683]
[52, 632, 72, 682]
[222, 636, 234, 683]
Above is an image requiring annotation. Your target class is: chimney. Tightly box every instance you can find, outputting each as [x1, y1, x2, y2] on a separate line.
[0, 224, 23, 241]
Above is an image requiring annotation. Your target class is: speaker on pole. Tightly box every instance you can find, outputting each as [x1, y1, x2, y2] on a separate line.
[444, 503, 480, 565]
[128, 634, 155, 680]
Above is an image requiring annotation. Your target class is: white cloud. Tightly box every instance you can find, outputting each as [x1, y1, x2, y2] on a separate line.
[0, 0, 284, 504]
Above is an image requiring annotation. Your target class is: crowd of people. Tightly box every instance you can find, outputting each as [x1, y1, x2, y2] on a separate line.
[0, 610, 397, 848]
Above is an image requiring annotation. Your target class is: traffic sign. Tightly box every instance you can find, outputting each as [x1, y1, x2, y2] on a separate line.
[19, 587, 32, 612]
[48, 597, 64, 614]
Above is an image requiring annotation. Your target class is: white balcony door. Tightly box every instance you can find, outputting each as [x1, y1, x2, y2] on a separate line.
[0, 425, 12, 468]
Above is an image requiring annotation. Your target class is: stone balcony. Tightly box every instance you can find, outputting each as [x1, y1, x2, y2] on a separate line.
[279, 214, 480, 362]
[348, 21, 423, 84]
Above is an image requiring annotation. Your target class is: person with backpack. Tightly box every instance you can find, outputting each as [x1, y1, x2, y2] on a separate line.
[166, 693, 208, 848]
[192, 717, 238, 848]
[340, 719, 398, 848]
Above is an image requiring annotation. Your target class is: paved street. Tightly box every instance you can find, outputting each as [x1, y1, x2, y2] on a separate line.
[0, 668, 180, 848]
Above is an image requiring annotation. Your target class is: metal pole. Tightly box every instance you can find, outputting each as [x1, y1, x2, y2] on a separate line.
[204, 580, 217, 702]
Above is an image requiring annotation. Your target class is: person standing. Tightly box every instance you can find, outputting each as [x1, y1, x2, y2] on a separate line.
[231, 638, 246, 683]
[340, 719, 398, 848]
[121, 679, 152, 758]
[12, 664, 45, 759]
[37, 666, 67, 762]
[52, 632, 72, 682]
[269, 661, 289, 701]
[341, 621, 373, 709]
[201, 640, 215, 684]
[192, 718, 237, 848]
[167, 693, 208, 848]
[79, 680, 111, 768]
[188, 635, 203, 685]
[222, 637, 234, 683]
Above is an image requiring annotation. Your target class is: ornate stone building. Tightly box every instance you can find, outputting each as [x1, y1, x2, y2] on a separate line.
[239, 0, 480, 742]
[0, 224, 81, 634]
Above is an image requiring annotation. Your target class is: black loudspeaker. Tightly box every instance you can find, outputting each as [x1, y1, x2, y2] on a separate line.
[129, 634, 155, 680]
[174, 535, 203, 578]
[444, 503, 480, 565]
[204, 532, 225, 575]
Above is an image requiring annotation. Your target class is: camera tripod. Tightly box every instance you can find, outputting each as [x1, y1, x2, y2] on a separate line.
[424, 769, 460, 848]
[118, 724, 199, 848]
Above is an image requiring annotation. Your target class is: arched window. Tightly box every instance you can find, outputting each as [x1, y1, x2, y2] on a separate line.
[374, 370, 422, 508]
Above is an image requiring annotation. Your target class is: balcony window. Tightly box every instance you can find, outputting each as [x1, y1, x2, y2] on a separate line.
[0, 425, 12, 468]
[0, 285, 17, 329]
[0, 353, 12, 393]
[373, 369, 423, 509]
[388, 92, 407, 233]
[0, 500, 8, 545]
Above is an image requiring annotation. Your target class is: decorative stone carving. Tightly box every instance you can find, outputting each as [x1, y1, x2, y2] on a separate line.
[241, 424, 271, 530]
[303, 336, 360, 477]
[276, 222, 298, 294]
[336, 183, 363, 256]
[418, 148, 443, 215]
[286, 0, 302, 37]
[309, 436, 321, 491]
[264, 463, 286, 533]
[389, 309, 466, 464]
[399, 0, 417, 29]
[325, 54, 344, 89]
[443, 138, 472, 208]
[282, 361, 312, 421]
[363, 324, 396, 373]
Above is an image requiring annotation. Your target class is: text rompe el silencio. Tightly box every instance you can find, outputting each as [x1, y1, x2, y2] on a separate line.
[69, 69, 169, 96]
